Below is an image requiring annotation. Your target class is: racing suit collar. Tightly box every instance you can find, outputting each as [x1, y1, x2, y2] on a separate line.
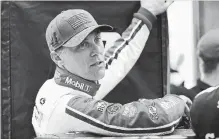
[54, 67, 100, 96]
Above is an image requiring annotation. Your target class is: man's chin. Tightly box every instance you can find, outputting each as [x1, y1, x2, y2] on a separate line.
[84, 70, 105, 81]
[98, 73, 105, 80]
[95, 72, 105, 81]
[93, 70, 105, 81]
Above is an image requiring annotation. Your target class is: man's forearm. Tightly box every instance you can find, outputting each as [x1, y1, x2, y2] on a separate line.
[65, 94, 185, 136]
[95, 8, 156, 100]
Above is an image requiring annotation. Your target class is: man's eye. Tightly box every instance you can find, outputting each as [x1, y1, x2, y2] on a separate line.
[94, 37, 102, 44]
[80, 42, 89, 49]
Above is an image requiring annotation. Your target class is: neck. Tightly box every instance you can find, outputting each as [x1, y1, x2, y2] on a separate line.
[200, 71, 219, 86]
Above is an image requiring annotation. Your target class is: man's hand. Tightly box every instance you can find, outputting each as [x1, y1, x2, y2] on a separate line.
[179, 95, 192, 117]
[178, 95, 192, 128]
[140, 0, 174, 16]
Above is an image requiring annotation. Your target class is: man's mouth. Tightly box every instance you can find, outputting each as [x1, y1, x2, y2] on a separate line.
[90, 61, 104, 67]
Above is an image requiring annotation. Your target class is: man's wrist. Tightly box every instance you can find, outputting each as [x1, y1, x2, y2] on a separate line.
[134, 7, 157, 30]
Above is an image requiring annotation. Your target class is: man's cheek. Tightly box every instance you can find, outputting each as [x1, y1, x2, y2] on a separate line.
[83, 59, 90, 70]
[99, 46, 105, 55]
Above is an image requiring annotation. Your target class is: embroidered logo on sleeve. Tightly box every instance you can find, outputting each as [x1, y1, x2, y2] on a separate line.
[122, 104, 137, 118]
[106, 104, 122, 114]
[148, 102, 159, 121]
[96, 101, 108, 113]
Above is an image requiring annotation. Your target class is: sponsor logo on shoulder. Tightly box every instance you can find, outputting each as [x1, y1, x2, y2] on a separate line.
[65, 77, 92, 93]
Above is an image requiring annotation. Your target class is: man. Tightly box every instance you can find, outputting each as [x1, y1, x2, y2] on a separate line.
[190, 29, 219, 138]
[171, 29, 219, 101]
[190, 29, 219, 99]
[32, 0, 191, 137]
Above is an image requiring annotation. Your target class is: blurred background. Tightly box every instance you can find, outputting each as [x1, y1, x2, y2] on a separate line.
[168, 1, 219, 89]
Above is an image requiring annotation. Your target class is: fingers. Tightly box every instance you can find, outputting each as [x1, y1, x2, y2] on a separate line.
[165, 0, 175, 7]
[184, 103, 190, 118]
[186, 97, 192, 108]
[179, 95, 192, 108]
[140, 0, 174, 15]
[178, 95, 192, 118]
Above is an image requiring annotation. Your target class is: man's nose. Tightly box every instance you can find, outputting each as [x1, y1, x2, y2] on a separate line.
[90, 43, 103, 57]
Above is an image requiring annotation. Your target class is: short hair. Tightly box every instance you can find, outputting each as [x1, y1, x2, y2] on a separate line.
[198, 53, 219, 74]
[55, 46, 64, 56]
[197, 28, 219, 74]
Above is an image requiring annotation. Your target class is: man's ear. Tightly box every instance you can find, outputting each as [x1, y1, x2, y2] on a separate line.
[50, 51, 64, 67]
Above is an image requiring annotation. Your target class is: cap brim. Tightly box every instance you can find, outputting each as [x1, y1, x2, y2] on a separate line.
[63, 25, 113, 48]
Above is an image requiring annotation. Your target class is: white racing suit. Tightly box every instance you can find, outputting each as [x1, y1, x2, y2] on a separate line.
[32, 8, 186, 137]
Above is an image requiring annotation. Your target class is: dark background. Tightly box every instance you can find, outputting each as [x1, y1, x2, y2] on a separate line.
[1, 1, 168, 139]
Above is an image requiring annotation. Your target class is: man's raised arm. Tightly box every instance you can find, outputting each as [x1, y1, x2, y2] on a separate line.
[95, 0, 174, 99]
